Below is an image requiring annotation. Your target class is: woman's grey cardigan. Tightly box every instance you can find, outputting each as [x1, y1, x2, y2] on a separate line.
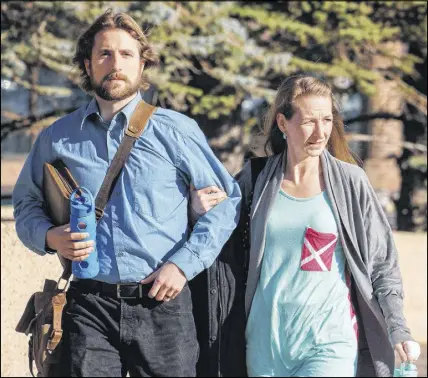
[243, 150, 413, 377]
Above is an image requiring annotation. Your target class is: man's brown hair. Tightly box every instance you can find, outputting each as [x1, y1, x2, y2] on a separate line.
[72, 9, 159, 93]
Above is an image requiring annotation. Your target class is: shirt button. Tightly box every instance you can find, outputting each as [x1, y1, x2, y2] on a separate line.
[210, 289, 217, 294]
[117, 251, 124, 257]
[110, 131, 114, 137]
[210, 336, 217, 342]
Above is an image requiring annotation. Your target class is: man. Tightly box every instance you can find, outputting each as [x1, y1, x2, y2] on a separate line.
[12, 10, 240, 377]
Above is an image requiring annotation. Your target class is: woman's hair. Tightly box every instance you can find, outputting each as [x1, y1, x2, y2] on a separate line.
[72, 9, 159, 93]
[263, 75, 359, 165]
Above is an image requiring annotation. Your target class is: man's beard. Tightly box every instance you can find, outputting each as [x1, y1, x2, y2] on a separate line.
[91, 72, 141, 101]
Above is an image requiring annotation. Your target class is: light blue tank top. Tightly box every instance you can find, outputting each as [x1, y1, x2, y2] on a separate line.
[246, 189, 358, 376]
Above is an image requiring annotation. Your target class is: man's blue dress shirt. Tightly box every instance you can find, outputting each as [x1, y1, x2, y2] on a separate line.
[12, 92, 241, 283]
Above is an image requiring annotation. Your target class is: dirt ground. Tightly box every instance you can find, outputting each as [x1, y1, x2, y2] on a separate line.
[1, 157, 427, 376]
[1, 204, 426, 377]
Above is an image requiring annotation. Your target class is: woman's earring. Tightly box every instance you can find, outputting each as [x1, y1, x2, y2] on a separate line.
[283, 133, 287, 140]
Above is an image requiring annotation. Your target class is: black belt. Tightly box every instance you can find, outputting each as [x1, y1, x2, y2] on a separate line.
[70, 279, 152, 299]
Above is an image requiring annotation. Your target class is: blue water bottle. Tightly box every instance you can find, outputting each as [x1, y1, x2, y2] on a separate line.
[394, 362, 418, 377]
[70, 187, 99, 279]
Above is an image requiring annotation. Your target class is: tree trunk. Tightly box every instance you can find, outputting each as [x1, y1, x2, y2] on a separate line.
[29, 64, 40, 117]
[363, 41, 408, 230]
[204, 123, 246, 175]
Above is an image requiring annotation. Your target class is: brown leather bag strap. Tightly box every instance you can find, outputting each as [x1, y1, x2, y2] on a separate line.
[58, 255, 72, 284]
[125, 100, 157, 138]
[94, 100, 157, 220]
[46, 292, 67, 351]
[57, 100, 157, 284]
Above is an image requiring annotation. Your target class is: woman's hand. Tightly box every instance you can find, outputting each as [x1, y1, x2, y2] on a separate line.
[190, 185, 227, 216]
[395, 340, 421, 363]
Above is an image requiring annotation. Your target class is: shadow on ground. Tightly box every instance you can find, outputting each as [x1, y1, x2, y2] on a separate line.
[416, 343, 427, 376]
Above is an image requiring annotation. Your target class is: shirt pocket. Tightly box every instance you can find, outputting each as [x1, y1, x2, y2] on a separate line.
[132, 169, 177, 222]
[300, 226, 338, 272]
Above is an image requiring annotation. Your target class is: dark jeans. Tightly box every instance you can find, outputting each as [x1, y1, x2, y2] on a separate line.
[62, 281, 199, 377]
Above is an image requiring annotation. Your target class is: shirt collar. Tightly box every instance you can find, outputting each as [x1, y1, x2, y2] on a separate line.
[80, 97, 100, 129]
[119, 91, 143, 128]
[80, 91, 143, 130]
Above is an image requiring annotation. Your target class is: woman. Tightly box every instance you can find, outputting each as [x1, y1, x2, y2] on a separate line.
[190, 75, 420, 377]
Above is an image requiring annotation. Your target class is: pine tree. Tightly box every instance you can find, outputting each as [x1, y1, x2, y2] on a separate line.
[2, 1, 426, 167]
[2, 1, 426, 229]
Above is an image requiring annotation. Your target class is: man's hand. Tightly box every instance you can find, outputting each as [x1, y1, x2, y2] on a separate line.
[140, 262, 187, 302]
[46, 224, 95, 261]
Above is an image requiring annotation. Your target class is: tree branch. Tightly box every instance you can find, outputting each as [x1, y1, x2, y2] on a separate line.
[1, 107, 78, 142]
[344, 112, 405, 124]
[346, 133, 427, 153]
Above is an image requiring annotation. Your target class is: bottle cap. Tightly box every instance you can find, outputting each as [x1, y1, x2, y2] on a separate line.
[70, 187, 94, 216]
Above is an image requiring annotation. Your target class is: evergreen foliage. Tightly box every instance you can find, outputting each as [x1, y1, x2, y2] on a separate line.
[1, 1, 426, 120]
[1, 1, 427, 230]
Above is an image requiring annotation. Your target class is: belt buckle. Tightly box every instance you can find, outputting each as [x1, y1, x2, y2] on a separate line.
[116, 283, 142, 299]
